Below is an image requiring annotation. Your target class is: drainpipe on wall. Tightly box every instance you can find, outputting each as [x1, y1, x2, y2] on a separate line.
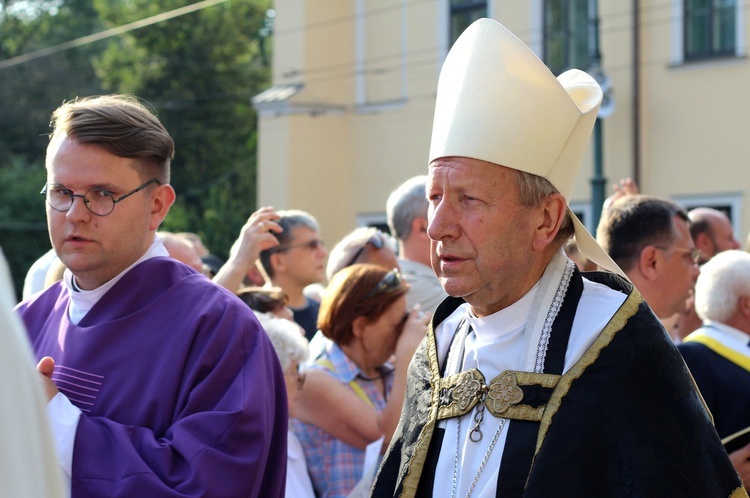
[632, 0, 641, 186]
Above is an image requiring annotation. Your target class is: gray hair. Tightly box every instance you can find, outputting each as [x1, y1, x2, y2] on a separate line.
[258, 210, 320, 279]
[326, 226, 397, 281]
[256, 314, 309, 370]
[516, 170, 574, 246]
[386, 176, 428, 240]
[694, 250, 750, 323]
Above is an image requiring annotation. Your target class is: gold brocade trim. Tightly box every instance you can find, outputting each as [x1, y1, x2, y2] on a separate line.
[514, 371, 560, 389]
[399, 321, 441, 498]
[730, 485, 749, 498]
[535, 286, 642, 455]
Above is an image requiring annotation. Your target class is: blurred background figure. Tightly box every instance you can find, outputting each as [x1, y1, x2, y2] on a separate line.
[199, 253, 224, 279]
[313, 226, 401, 364]
[689, 208, 741, 264]
[237, 285, 293, 321]
[293, 264, 427, 498]
[174, 232, 209, 258]
[602, 177, 640, 212]
[0, 246, 66, 497]
[256, 314, 316, 498]
[43, 256, 67, 289]
[386, 175, 447, 316]
[213, 206, 281, 293]
[259, 210, 328, 341]
[677, 250, 750, 485]
[564, 238, 597, 272]
[597, 194, 700, 339]
[159, 231, 204, 273]
[671, 207, 744, 339]
[326, 227, 399, 282]
[22, 248, 59, 300]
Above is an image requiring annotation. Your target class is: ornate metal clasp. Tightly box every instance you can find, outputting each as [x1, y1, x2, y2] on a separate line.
[485, 372, 523, 416]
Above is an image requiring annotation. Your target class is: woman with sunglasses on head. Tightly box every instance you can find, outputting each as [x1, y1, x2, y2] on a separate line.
[292, 264, 428, 498]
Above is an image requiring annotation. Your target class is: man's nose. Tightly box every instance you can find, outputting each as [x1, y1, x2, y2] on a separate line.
[427, 202, 459, 241]
[66, 194, 91, 220]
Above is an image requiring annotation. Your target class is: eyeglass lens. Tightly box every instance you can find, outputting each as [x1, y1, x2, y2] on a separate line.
[45, 184, 117, 216]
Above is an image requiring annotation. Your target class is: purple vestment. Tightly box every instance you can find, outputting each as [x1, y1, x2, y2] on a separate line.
[17, 257, 287, 497]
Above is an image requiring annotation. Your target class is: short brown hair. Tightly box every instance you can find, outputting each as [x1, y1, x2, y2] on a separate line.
[47, 94, 175, 183]
[317, 264, 408, 346]
[597, 194, 689, 272]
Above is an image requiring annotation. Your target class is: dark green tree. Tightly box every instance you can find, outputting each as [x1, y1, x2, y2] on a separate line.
[92, 0, 271, 257]
[0, 0, 105, 299]
[0, 0, 272, 298]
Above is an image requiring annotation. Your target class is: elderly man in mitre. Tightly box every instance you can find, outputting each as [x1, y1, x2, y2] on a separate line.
[371, 18, 744, 498]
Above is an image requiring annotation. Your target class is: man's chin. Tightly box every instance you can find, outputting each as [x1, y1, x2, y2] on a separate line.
[438, 277, 471, 299]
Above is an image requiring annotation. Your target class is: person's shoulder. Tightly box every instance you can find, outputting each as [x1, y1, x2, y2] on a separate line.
[581, 271, 632, 296]
[135, 257, 258, 320]
[676, 338, 710, 354]
[16, 280, 66, 314]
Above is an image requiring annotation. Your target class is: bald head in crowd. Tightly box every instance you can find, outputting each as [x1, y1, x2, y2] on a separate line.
[688, 207, 740, 264]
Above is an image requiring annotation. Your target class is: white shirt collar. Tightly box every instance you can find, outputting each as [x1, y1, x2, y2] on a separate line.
[704, 320, 750, 344]
[65, 237, 168, 325]
[466, 281, 539, 343]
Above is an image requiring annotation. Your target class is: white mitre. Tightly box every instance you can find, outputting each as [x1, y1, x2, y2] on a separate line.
[429, 18, 624, 277]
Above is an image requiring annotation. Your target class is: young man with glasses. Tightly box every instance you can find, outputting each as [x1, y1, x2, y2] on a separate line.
[15, 95, 287, 497]
[258, 209, 328, 341]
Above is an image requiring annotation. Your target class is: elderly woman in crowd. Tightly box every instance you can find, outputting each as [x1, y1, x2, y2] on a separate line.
[256, 314, 316, 498]
[292, 263, 428, 498]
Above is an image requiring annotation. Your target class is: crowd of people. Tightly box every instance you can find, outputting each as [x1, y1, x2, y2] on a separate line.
[4, 16, 750, 498]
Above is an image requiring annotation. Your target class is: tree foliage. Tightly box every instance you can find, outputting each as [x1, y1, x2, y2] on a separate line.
[0, 0, 272, 299]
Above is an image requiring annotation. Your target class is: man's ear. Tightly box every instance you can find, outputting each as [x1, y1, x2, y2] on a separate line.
[694, 232, 714, 257]
[638, 245, 660, 280]
[738, 295, 750, 320]
[532, 193, 567, 252]
[149, 184, 176, 231]
[269, 251, 286, 273]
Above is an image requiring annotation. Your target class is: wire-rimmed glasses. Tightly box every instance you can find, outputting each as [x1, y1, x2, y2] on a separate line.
[41, 178, 160, 217]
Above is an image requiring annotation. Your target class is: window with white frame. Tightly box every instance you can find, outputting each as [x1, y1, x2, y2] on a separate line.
[542, 0, 591, 75]
[684, 0, 737, 61]
[449, 0, 487, 47]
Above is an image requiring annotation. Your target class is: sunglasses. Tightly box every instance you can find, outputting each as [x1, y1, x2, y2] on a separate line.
[365, 268, 403, 299]
[271, 238, 325, 253]
[347, 231, 387, 267]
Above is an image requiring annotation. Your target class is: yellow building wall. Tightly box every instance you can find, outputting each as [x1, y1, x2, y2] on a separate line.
[258, 0, 750, 266]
